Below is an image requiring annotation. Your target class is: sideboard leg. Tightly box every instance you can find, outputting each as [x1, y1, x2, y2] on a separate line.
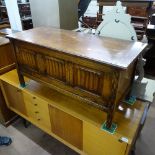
[101, 107, 117, 134]
[9, 39, 26, 88]
[106, 111, 113, 129]
[23, 119, 31, 128]
[18, 72, 26, 88]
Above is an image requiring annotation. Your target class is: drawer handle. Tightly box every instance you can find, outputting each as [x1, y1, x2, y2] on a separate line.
[33, 97, 36, 99]
[35, 111, 39, 114]
[34, 104, 38, 106]
[17, 89, 21, 92]
[37, 119, 41, 121]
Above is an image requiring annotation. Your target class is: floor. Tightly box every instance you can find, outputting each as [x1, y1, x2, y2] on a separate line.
[0, 119, 77, 155]
[0, 102, 155, 155]
[135, 102, 155, 155]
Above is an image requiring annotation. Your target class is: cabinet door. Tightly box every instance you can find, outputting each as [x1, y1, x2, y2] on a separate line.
[23, 92, 51, 131]
[49, 106, 83, 150]
[0, 87, 15, 125]
[2, 81, 27, 116]
[83, 122, 127, 155]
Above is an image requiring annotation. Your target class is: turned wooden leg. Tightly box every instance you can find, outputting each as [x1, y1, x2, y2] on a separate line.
[23, 119, 31, 128]
[106, 111, 113, 129]
[10, 39, 26, 87]
[98, 5, 103, 21]
[106, 106, 114, 129]
[99, 5, 103, 14]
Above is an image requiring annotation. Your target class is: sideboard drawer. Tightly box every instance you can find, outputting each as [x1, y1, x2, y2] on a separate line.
[23, 92, 51, 130]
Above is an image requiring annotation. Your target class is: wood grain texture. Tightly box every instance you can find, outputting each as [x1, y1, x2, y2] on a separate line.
[49, 106, 83, 150]
[0, 37, 16, 126]
[7, 27, 147, 69]
[97, 0, 154, 5]
[7, 27, 147, 128]
[0, 37, 10, 45]
[0, 37, 15, 70]
[0, 70, 146, 155]
[83, 122, 127, 155]
[12, 41, 116, 110]
[98, 0, 154, 1]
[127, 6, 148, 17]
[0, 87, 15, 126]
[1, 81, 27, 116]
[0, 70, 146, 143]
[0, 28, 18, 37]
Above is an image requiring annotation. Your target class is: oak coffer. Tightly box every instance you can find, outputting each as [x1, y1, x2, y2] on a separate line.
[7, 27, 147, 128]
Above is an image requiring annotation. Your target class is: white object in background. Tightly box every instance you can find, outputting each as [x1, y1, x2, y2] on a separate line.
[30, 0, 78, 30]
[96, 1, 137, 41]
[141, 35, 148, 43]
[84, 1, 98, 17]
[21, 0, 27, 3]
[30, 0, 60, 28]
[103, 6, 126, 14]
[5, 0, 23, 31]
[103, 6, 114, 14]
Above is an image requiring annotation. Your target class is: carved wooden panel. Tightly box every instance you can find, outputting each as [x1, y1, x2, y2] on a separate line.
[15, 45, 121, 108]
[36, 54, 46, 74]
[45, 56, 66, 82]
[73, 65, 103, 95]
[12, 43, 136, 128]
[16, 46, 36, 69]
[8, 27, 146, 128]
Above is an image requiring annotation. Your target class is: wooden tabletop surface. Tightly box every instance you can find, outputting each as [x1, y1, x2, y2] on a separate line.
[0, 36, 9, 46]
[7, 27, 147, 69]
[0, 28, 19, 36]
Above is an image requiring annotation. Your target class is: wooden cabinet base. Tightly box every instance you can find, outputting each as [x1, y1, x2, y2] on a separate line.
[0, 88, 17, 126]
[0, 70, 146, 155]
[0, 37, 16, 126]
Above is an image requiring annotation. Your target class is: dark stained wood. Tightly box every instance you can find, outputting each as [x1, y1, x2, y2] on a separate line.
[7, 27, 147, 69]
[0, 37, 15, 70]
[97, 0, 154, 6]
[7, 27, 147, 128]
[97, 0, 154, 2]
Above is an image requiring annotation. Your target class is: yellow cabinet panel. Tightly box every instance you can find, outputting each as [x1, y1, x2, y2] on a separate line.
[23, 92, 51, 131]
[83, 122, 127, 155]
[1, 81, 27, 116]
[49, 106, 83, 150]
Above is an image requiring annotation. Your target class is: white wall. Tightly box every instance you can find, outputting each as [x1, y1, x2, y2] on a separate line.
[5, 0, 23, 31]
[30, 0, 60, 28]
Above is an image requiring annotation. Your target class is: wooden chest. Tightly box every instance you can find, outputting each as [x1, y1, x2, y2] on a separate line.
[7, 27, 147, 128]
